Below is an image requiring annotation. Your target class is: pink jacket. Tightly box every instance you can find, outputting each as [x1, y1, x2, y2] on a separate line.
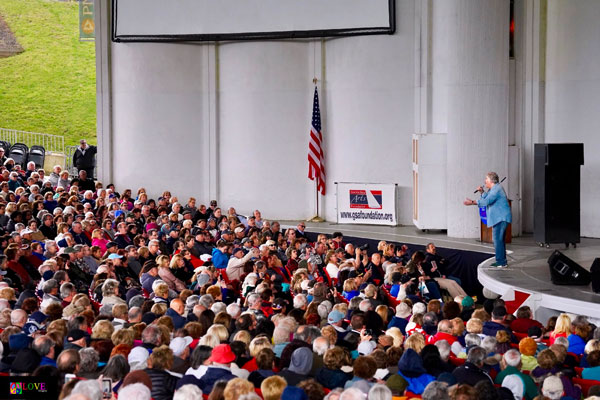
[158, 267, 186, 292]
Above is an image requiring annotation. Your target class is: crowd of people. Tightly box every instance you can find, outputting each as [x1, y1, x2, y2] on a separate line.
[0, 159, 599, 400]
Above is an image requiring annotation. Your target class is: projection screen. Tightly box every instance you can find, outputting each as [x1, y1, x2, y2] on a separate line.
[112, 0, 395, 42]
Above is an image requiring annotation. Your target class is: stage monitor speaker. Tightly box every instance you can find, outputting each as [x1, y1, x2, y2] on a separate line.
[547, 250, 591, 286]
[591, 258, 600, 293]
[534, 143, 584, 246]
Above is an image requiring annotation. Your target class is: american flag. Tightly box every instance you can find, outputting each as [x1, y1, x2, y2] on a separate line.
[308, 86, 326, 195]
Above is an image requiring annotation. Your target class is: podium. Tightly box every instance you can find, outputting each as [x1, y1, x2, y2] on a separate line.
[479, 200, 512, 244]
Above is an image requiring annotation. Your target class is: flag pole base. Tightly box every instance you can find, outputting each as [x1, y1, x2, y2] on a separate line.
[307, 215, 325, 223]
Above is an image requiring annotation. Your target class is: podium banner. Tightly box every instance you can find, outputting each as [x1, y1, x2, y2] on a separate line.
[336, 182, 397, 226]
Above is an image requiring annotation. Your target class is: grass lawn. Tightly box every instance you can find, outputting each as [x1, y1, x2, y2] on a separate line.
[0, 0, 96, 146]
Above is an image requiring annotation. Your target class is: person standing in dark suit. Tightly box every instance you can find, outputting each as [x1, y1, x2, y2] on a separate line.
[73, 139, 97, 179]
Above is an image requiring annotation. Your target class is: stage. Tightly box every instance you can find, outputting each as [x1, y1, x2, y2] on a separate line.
[282, 221, 600, 324]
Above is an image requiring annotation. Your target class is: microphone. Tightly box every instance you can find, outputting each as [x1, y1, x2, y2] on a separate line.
[474, 177, 507, 193]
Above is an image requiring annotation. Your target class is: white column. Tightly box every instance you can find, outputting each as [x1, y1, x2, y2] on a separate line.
[433, 0, 510, 238]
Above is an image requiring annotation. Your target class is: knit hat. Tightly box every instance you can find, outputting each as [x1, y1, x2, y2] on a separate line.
[288, 347, 313, 375]
[519, 337, 537, 356]
[461, 296, 474, 308]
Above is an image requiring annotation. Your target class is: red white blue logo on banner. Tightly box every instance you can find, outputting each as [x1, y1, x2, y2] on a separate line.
[349, 190, 382, 209]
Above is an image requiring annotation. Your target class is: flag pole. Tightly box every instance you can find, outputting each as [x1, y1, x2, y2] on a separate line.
[308, 77, 325, 223]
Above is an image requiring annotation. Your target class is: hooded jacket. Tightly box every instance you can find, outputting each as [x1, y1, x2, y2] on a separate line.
[198, 366, 236, 394]
[211, 247, 229, 270]
[397, 348, 435, 395]
[280, 347, 313, 386]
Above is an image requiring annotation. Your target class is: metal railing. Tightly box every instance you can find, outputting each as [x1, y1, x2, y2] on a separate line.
[0, 128, 65, 153]
[65, 145, 97, 178]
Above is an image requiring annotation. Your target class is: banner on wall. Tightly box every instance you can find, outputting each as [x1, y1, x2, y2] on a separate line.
[79, 0, 95, 41]
[336, 182, 398, 226]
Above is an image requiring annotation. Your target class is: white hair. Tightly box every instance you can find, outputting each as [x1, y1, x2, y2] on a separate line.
[211, 302, 227, 315]
[313, 336, 330, 356]
[71, 379, 102, 400]
[340, 388, 366, 400]
[435, 340, 451, 361]
[173, 384, 203, 400]
[413, 302, 426, 315]
[293, 294, 308, 309]
[226, 303, 241, 318]
[273, 326, 292, 345]
[503, 349, 521, 367]
[465, 333, 482, 348]
[359, 299, 373, 312]
[317, 303, 330, 320]
[118, 383, 151, 400]
[0, 299, 10, 312]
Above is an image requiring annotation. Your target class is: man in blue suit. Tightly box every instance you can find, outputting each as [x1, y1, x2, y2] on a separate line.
[465, 172, 512, 268]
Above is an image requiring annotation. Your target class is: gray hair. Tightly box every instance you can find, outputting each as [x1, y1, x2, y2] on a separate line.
[313, 336, 330, 356]
[273, 326, 292, 345]
[185, 295, 199, 310]
[79, 347, 100, 373]
[349, 297, 362, 311]
[554, 336, 569, 348]
[60, 282, 75, 299]
[318, 303, 330, 320]
[173, 384, 204, 400]
[102, 279, 120, 297]
[324, 388, 344, 400]
[128, 307, 142, 321]
[339, 388, 366, 400]
[42, 279, 59, 294]
[211, 302, 227, 315]
[141, 325, 162, 346]
[238, 394, 262, 400]
[293, 294, 308, 309]
[71, 379, 102, 400]
[118, 383, 151, 400]
[368, 384, 392, 400]
[226, 303, 241, 319]
[359, 299, 373, 312]
[435, 340, 451, 361]
[32, 336, 55, 357]
[10, 309, 27, 326]
[295, 325, 321, 343]
[465, 333, 482, 348]
[422, 381, 449, 400]
[481, 336, 497, 354]
[486, 172, 499, 183]
[503, 348, 521, 367]
[466, 346, 487, 366]
[199, 294, 214, 309]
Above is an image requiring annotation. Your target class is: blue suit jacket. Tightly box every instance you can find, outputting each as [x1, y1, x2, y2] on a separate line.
[477, 184, 512, 227]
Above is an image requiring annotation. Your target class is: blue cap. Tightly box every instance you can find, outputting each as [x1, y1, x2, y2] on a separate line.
[327, 310, 345, 324]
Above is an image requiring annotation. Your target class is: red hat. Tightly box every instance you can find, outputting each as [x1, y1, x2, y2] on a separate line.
[208, 344, 236, 364]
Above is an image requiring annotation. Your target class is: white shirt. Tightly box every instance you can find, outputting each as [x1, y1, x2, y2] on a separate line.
[326, 263, 339, 279]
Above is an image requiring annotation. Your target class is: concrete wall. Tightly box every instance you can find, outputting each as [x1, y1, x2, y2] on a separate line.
[546, 0, 600, 238]
[97, 0, 600, 238]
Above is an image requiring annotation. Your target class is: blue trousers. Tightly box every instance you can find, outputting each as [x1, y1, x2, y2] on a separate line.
[492, 221, 508, 265]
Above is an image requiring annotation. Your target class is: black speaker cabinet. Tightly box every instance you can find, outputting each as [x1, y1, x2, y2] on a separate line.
[547, 250, 591, 286]
[534, 143, 584, 247]
[591, 258, 600, 293]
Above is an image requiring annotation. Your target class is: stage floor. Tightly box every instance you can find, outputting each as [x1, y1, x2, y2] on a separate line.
[283, 221, 600, 322]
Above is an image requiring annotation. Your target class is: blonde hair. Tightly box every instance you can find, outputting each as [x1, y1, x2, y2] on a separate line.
[553, 313, 572, 335]
[377, 241, 387, 251]
[404, 333, 425, 354]
[198, 334, 219, 348]
[385, 327, 405, 348]
[91, 229, 103, 239]
[224, 378, 255, 400]
[466, 318, 483, 334]
[320, 325, 338, 347]
[206, 324, 229, 342]
[154, 283, 169, 298]
[261, 376, 287, 400]
[91, 320, 114, 340]
[249, 336, 273, 357]
[112, 329, 135, 347]
[169, 254, 184, 269]
[451, 317, 465, 336]
[233, 330, 251, 346]
[156, 255, 170, 268]
[150, 303, 167, 316]
[343, 278, 357, 292]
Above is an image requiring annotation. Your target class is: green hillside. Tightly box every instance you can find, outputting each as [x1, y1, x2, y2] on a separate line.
[0, 0, 96, 146]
